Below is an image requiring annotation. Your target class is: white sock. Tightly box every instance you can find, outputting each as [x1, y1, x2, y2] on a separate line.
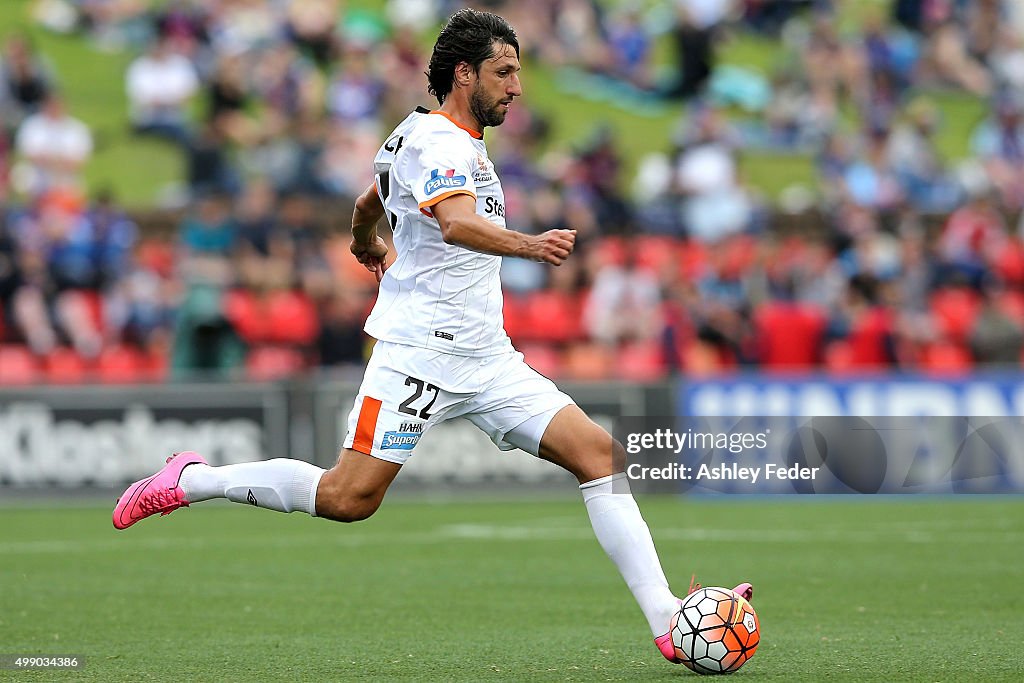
[581, 473, 677, 637]
[179, 459, 325, 516]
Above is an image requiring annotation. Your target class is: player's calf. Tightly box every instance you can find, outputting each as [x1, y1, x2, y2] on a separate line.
[313, 448, 401, 522]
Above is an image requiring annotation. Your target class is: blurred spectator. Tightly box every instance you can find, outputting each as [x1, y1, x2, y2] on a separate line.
[605, 5, 654, 90]
[88, 189, 138, 289]
[742, 0, 815, 36]
[969, 280, 1024, 364]
[938, 189, 1007, 288]
[13, 92, 92, 197]
[0, 34, 53, 133]
[571, 126, 631, 235]
[988, 27, 1024, 94]
[179, 193, 236, 287]
[326, 44, 386, 124]
[153, 0, 208, 48]
[285, 0, 340, 68]
[170, 283, 244, 378]
[885, 97, 961, 212]
[206, 54, 253, 142]
[235, 178, 285, 289]
[0, 190, 24, 314]
[970, 91, 1024, 210]
[827, 274, 897, 369]
[667, 0, 733, 99]
[186, 122, 240, 197]
[276, 193, 325, 291]
[126, 35, 198, 146]
[673, 106, 753, 242]
[841, 126, 903, 210]
[317, 290, 369, 366]
[583, 246, 663, 346]
[78, 0, 151, 50]
[916, 18, 991, 96]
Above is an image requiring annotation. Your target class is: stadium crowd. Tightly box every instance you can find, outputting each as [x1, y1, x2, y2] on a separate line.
[1, 0, 1024, 383]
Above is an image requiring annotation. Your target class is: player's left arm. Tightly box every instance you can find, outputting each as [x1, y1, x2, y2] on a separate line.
[350, 181, 389, 282]
[432, 194, 576, 266]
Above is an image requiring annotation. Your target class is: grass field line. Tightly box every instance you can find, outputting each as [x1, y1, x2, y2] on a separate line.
[441, 523, 1023, 545]
[3, 522, 1020, 555]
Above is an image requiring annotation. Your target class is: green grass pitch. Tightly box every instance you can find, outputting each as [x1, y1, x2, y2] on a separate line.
[1, 496, 1022, 681]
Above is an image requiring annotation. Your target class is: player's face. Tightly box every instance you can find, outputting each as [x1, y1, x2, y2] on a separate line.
[470, 42, 522, 128]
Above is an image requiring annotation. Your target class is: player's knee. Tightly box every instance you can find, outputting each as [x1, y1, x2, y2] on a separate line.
[574, 429, 623, 483]
[319, 495, 380, 523]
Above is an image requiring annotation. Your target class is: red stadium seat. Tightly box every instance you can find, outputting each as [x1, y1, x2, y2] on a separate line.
[136, 238, 176, 278]
[616, 341, 667, 381]
[522, 290, 583, 344]
[593, 237, 626, 268]
[930, 288, 981, 343]
[502, 293, 530, 343]
[996, 290, 1024, 320]
[96, 345, 148, 384]
[995, 239, 1024, 285]
[265, 290, 319, 346]
[0, 345, 40, 384]
[44, 347, 89, 384]
[680, 340, 735, 376]
[754, 302, 827, 369]
[842, 307, 893, 369]
[68, 289, 105, 332]
[224, 289, 269, 343]
[145, 348, 170, 382]
[563, 342, 612, 380]
[246, 345, 306, 381]
[920, 342, 973, 374]
[824, 340, 855, 374]
[677, 240, 709, 280]
[518, 343, 562, 379]
[632, 235, 680, 275]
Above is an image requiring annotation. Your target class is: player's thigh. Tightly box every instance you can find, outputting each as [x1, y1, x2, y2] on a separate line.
[464, 353, 621, 483]
[461, 352, 573, 454]
[534, 404, 625, 484]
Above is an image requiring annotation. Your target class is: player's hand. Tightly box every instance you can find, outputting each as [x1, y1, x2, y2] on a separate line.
[529, 229, 576, 266]
[351, 236, 389, 282]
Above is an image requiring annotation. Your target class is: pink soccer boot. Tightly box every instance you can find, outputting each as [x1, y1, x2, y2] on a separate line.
[112, 451, 207, 530]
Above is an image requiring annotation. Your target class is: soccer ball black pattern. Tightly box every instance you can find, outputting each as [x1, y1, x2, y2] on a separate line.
[669, 586, 760, 674]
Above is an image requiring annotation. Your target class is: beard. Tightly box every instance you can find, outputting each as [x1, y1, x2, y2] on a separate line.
[469, 83, 508, 128]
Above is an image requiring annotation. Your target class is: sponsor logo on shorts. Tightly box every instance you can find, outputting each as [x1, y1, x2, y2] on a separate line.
[380, 431, 422, 450]
[434, 330, 455, 341]
[425, 168, 467, 195]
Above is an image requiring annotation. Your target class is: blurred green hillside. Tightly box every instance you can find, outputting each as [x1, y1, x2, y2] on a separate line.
[1, 0, 987, 208]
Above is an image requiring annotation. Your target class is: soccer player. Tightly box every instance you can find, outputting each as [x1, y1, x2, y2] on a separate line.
[113, 9, 750, 663]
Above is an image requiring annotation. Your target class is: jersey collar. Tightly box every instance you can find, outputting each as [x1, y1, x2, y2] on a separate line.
[430, 110, 484, 139]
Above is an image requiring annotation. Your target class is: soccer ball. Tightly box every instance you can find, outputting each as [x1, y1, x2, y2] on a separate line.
[669, 586, 760, 674]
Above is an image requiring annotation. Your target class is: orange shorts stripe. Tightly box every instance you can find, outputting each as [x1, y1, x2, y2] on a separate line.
[352, 397, 383, 454]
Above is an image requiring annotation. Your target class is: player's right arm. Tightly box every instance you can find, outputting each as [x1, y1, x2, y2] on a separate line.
[432, 194, 576, 266]
[350, 181, 389, 282]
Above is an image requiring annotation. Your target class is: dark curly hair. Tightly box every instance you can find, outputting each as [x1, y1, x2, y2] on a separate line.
[425, 9, 519, 105]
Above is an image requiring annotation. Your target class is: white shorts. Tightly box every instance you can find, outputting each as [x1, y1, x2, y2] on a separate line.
[343, 341, 574, 465]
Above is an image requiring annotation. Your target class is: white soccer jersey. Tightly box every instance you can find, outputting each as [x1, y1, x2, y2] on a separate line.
[365, 108, 513, 357]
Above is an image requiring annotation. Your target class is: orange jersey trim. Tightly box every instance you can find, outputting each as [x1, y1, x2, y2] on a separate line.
[418, 189, 476, 218]
[352, 396, 383, 454]
[429, 110, 483, 139]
